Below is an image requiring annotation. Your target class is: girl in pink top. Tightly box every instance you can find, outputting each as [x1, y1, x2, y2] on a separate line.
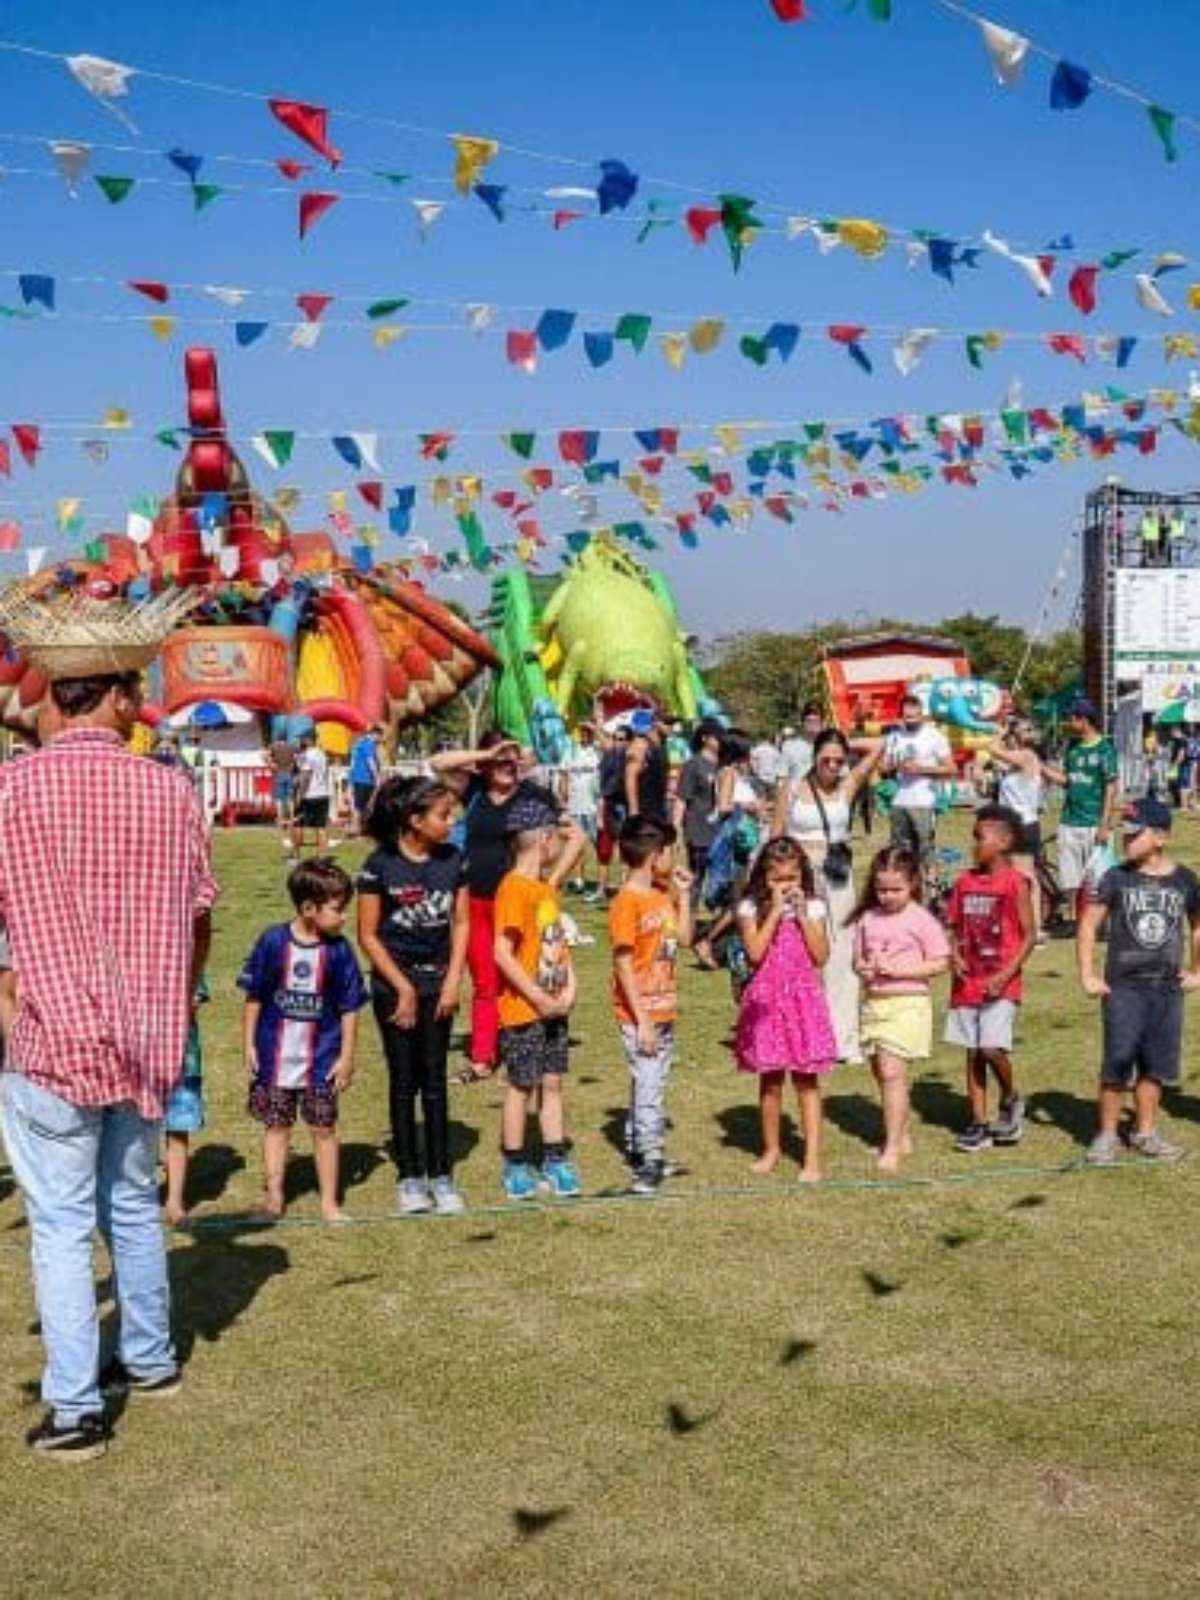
[850, 848, 950, 1173]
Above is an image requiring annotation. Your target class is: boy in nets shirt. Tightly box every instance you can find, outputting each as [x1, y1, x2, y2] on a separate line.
[609, 817, 694, 1194]
[1078, 796, 1200, 1166]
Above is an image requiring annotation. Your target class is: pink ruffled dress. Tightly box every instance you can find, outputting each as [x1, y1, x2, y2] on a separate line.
[735, 915, 837, 1076]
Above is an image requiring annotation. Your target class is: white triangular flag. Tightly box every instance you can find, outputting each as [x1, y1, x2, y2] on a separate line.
[288, 322, 323, 350]
[349, 432, 380, 474]
[412, 198, 445, 238]
[814, 229, 841, 256]
[259, 557, 280, 587]
[250, 434, 282, 470]
[1003, 377, 1024, 411]
[81, 439, 109, 464]
[983, 229, 1052, 297]
[126, 511, 154, 545]
[203, 284, 249, 308]
[466, 302, 496, 332]
[66, 54, 137, 129]
[978, 20, 1029, 87]
[905, 241, 928, 269]
[50, 140, 91, 196]
[892, 327, 938, 377]
[218, 545, 241, 578]
[786, 215, 814, 241]
[1094, 335, 1119, 364]
[544, 186, 597, 200]
[1136, 273, 1173, 316]
[26, 546, 46, 576]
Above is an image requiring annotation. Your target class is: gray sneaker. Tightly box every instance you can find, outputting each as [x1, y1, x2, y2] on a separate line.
[396, 1178, 432, 1215]
[431, 1176, 466, 1215]
[990, 1095, 1026, 1147]
[1129, 1129, 1185, 1162]
[1085, 1132, 1120, 1167]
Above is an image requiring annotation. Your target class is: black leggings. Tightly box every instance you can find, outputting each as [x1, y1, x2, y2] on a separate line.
[373, 985, 452, 1179]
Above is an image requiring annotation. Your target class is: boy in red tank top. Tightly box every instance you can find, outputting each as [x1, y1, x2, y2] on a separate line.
[944, 805, 1036, 1152]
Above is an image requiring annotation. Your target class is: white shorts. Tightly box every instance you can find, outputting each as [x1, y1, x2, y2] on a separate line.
[944, 1000, 1017, 1052]
[1057, 824, 1097, 893]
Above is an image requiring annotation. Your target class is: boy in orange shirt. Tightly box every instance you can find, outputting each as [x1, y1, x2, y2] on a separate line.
[610, 816, 694, 1194]
[493, 792, 580, 1199]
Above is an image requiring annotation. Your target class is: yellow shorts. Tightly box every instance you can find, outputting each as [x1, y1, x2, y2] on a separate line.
[860, 994, 933, 1063]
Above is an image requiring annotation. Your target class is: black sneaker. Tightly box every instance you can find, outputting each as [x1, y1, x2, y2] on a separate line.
[955, 1123, 994, 1153]
[990, 1095, 1026, 1147]
[630, 1162, 663, 1196]
[100, 1359, 183, 1399]
[27, 1412, 108, 1461]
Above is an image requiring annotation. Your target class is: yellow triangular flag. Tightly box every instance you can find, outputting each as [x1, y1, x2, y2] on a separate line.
[430, 477, 452, 507]
[517, 538, 537, 564]
[57, 497, 81, 530]
[455, 475, 482, 505]
[147, 315, 175, 341]
[328, 491, 347, 515]
[1188, 283, 1200, 312]
[658, 332, 688, 370]
[1165, 334, 1198, 362]
[102, 406, 132, 430]
[837, 218, 889, 258]
[373, 324, 406, 350]
[451, 133, 499, 194]
[689, 318, 725, 354]
[715, 424, 742, 456]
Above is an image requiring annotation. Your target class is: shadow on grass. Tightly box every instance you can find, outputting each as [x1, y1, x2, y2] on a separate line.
[910, 1076, 966, 1135]
[714, 1104, 800, 1162]
[665, 1401, 719, 1436]
[1027, 1090, 1095, 1148]
[168, 1225, 290, 1366]
[177, 1142, 247, 1211]
[1166, 1089, 1200, 1127]
[824, 1092, 880, 1152]
[278, 1139, 393, 1208]
[512, 1507, 570, 1540]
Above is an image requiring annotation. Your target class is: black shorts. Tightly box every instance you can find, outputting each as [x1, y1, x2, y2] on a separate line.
[499, 1019, 570, 1089]
[297, 796, 330, 829]
[1101, 984, 1183, 1087]
[353, 783, 375, 816]
[1015, 821, 1042, 858]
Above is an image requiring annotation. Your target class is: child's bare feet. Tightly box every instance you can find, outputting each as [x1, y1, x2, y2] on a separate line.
[250, 1196, 285, 1223]
[751, 1151, 780, 1176]
[798, 1166, 822, 1185]
[321, 1206, 351, 1225]
[876, 1149, 902, 1175]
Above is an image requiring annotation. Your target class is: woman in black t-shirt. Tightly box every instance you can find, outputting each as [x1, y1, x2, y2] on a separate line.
[431, 731, 584, 1080]
[358, 776, 470, 1215]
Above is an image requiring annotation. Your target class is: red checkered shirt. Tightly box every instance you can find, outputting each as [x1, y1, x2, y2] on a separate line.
[0, 728, 219, 1119]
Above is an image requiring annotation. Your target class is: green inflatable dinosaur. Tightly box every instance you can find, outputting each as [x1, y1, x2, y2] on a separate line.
[488, 533, 717, 760]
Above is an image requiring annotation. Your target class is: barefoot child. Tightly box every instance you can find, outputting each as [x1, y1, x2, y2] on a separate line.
[162, 978, 209, 1228]
[239, 858, 367, 1222]
[944, 805, 1035, 1152]
[851, 848, 950, 1173]
[357, 777, 470, 1217]
[609, 815, 694, 1195]
[494, 793, 581, 1199]
[735, 838, 837, 1182]
[1078, 796, 1200, 1166]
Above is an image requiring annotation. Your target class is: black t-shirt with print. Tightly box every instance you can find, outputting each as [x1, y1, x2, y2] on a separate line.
[1099, 863, 1200, 987]
[462, 779, 558, 899]
[358, 844, 466, 992]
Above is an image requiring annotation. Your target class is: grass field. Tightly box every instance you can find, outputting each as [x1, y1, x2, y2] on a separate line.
[3, 811, 1200, 1597]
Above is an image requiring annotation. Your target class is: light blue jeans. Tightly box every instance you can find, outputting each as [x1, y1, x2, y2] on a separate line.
[1, 1072, 175, 1425]
[620, 1023, 675, 1167]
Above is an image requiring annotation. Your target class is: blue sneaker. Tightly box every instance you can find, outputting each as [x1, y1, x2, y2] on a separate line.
[541, 1157, 582, 1198]
[502, 1162, 539, 1201]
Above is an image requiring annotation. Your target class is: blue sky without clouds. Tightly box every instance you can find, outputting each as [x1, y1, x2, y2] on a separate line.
[0, 0, 1198, 636]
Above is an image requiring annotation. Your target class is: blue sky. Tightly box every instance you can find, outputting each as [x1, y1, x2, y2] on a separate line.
[0, 0, 1198, 637]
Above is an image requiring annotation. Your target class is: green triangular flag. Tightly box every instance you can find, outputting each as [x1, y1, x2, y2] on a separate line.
[1100, 248, 1139, 271]
[84, 539, 105, 562]
[718, 193, 762, 272]
[965, 334, 990, 370]
[687, 462, 713, 484]
[154, 429, 181, 451]
[868, 0, 892, 16]
[131, 493, 160, 518]
[1001, 409, 1028, 446]
[1148, 105, 1178, 163]
[614, 313, 652, 353]
[739, 335, 768, 367]
[373, 171, 410, 187]
[192, 182, 223, 211]
[95, 175, 135, 204]
[636, 199, 673, 245]
[457, 511, 493, 572]
[366, 297, 410, 320]
[803, 423, 826, 442]
[506, 432, 536, 460]
[264, 430, 295, 467]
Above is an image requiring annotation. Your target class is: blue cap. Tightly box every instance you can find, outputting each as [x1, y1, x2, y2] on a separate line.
[628, 709, 655, 734]
[1124, 796, 1172, 834]
[1070, 697, 1100, 725]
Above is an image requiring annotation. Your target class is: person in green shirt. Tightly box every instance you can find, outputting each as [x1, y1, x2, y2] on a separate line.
[1044, 699, 1120, 923]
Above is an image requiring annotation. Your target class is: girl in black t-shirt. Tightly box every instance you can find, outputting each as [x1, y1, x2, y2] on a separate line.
[357, 777, 470, 1216]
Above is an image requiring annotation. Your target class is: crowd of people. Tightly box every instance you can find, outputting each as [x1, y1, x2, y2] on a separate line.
[2, 633, 1198, 1461]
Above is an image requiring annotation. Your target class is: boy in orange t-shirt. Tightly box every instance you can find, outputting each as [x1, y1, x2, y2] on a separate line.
[609, 816, 694, 1194]
[493, 793, 579, 1200]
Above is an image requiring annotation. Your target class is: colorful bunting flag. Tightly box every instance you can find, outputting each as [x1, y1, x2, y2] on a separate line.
[451, 134, 499, 194]
[506, 330, 538, 373]
[48, 140, 89, 194]
[269, 100, 341, 167]
[94, 174, 135, 205]
[235, 321, 269, 346]
[1135, 274, 1173, 316]
[298, 191, 338, 238]
[1068, 265, 1099, 315]
[536, 309, 576, 351]
[1046, 333, 1087, 362]
[296, 294, 332, 322]
[192, 183, 224, 211]
[686, 207, 723, 245]
[412, 199, 445, 238]
[719, 194, 761, 271]
[288, 323, 322, 351]
[584, 331, 615, 368]
[466, 303, 497, 333]
[276, 158, 309, 181]
[770, 0, 807, 18]
[596, 159, 638, 214]
[829, 324, 872, 372]
[659, 332, 688, 370]
[167, 149, 203, 181]
[978, 19, 1029, 87]
[893, 327, 937, 377]
[615, 313, 652, 353]
[1147, 105, 1178, 163]
[18, 275, 55, 311]
[689, 318, 725, 353]
[147, 315, 175, 341]
[12, 425, 39, 467]
[837, 218, 888, 258]
[373, 325, 405, 350]
[1050, 60, 1092, 111]
[474, 184, 506, 222]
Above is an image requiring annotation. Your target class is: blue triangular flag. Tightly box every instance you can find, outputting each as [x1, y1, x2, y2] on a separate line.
[679, 527, 699, 549]
[167, 148, 204, 180]
[235, 321, 269, 346]
[634, 429, 662, 452]
[536, 308, 576, 352]
[332, 436, 364, 470]
[928, 238, 958, 284]
[199, 492, 227, 530]
[1061, 405, 1086, 433]
[18, 274, 55, 311]
[474, 183, 507, 221]
[764, 322, 800, 362]
[565, 530, 592, 554]
[583, 331, 615, 368]
[388, 486, 416, 537]
[597, 158, 638, 215]
[1116, 336, 1137, 369]
[847, 342, 873, 375]
[350, 544, 375, 572]
[1050, 60, 1092, 111]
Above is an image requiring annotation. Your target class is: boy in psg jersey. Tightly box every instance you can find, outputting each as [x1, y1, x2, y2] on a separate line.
[240, 858, 368, 1222]
[1078, 796, 1200, 1166]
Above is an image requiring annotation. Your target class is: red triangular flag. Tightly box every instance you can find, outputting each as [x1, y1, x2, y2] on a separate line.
[420, 431, 454, 460]
[12, 425, 39, 467]
[771, 0, 807, 17]
[0, 521, 19, 552]
[356, 481, 383, 510]
[1138, 429, 1158, 456]
[128, 280, 169, 303]
[276, 158, 310, 181]
[492, 490, 517, 511]
[298, 191, 338, 239]
[296, 294, 332, 323]
[639, 455, 664, 475]
[553, 210, 583, 230]
[1068, 265, 1098, 316]
[516, 518, 543, 543]
[1036, 255, 1057, 284]
[828, 323, 867, 346]
[963, 419, 985, 448]
[527, 468, 553, 491]
[506, 330, 538, 370]
[659, 429, 679, 455]
[268, 99, 341, 167]
[685, 207, 722, 245]
[0, 441, 9, 477]
[1046, 332, 1087, 362]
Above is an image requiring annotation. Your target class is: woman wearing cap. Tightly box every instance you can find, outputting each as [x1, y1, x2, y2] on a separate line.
[431, 733, 584, 1082]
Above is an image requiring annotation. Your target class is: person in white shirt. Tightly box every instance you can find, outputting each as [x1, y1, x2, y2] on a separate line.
[290, 733, 338, 855]
[780, 703, 826, 782]
[559, 724, 602, 892]
[750, 737, 784, 794]
[885, 694, 955, 870]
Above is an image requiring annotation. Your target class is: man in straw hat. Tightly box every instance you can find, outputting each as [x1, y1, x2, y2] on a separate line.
[0, 587, 218, 1461]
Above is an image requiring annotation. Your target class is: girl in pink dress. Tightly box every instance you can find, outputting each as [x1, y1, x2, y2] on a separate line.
[735, 838, 838, 1182]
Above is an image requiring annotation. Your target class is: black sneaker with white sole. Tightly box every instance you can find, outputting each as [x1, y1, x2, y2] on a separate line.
[630, 1163, 663, 1196]
[100, 1359, 183, 1399]
[989, 1095, 1026, 1147]
[27, 1412, 108, 1461]
[955, 1122, 994, 1153]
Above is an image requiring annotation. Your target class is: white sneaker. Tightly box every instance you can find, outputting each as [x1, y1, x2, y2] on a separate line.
[431, 1176, 466, 1215]
[396, 1178, 432, 1215]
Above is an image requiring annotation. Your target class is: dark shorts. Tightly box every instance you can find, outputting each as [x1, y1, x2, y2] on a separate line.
[353, 783, 375, 817]
[499, 1019, 570, 1090]
[890, 805, 936, 863]
[1102, 984, 1183, 1087]
[297, 796, 330, 829]
[248, 1083, 339, 1129]
[1015, 820, 1042, 858]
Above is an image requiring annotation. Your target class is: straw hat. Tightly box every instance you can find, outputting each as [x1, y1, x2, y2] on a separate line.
[0, 583, 198, 681]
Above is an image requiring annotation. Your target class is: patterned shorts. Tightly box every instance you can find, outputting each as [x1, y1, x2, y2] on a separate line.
[499, 1019, 570, 1090]
[164, 1076, 206, 1135]
[247, 1083, 338, 1129]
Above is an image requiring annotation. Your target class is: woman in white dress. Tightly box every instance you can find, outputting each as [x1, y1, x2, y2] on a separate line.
[772, 729, 884, 1063]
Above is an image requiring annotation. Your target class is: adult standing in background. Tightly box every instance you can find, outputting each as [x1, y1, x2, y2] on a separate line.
[781, 703, 826, 784]
[624, 709, 669, 821]
[268, 734, 298, 852]
[1043, 698, 1120, 927]
[349, 723, 385, 834]
[291, 731, 337, 855]
[559, 722, 601, 892]
[885, 693, 956, 874]
[773, 729, 885, 1062]
[750, 733, 784, 796]
[0, 594, 217, 1460]
[675, 722, 723, 903]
